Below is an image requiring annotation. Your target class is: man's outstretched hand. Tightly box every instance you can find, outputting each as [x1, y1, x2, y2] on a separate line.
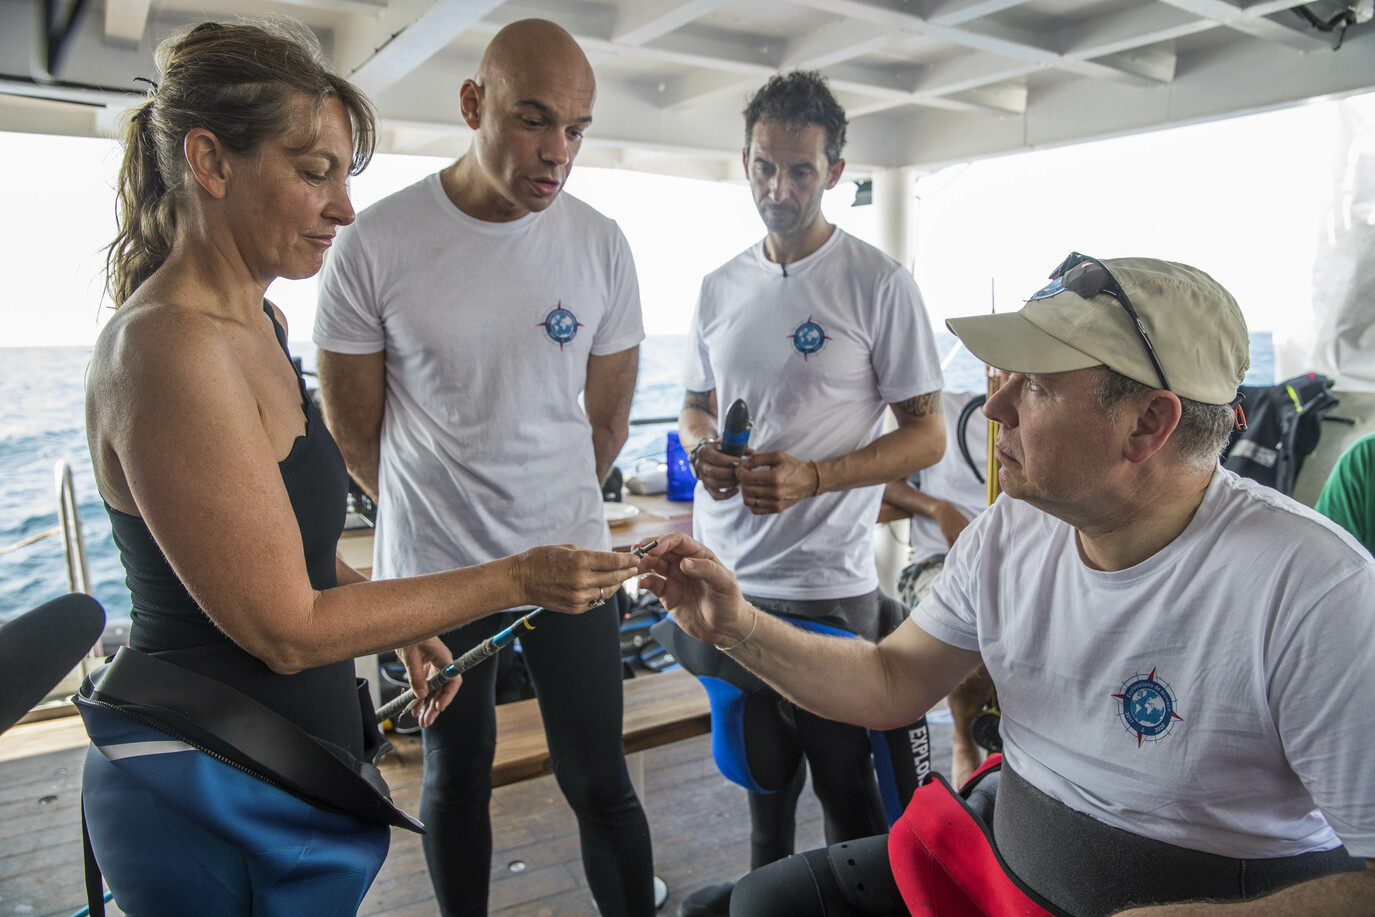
[633, 531, 752, 648]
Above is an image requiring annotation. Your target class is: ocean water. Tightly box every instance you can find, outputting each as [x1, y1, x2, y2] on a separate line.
[0, 331, 1275, 625]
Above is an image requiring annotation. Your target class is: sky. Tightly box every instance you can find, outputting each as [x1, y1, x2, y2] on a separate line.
[0, 92, 1365, 350]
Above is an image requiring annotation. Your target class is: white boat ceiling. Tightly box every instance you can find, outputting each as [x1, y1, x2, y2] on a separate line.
[2, 0, 1374, 181]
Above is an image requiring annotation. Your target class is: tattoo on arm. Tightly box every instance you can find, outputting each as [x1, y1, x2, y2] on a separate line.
[897, 392, 943, 418]
[683, 390, 712, 412]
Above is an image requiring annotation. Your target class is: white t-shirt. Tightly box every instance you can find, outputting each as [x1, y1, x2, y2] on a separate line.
[314, 173, 644, 579]
[907, 390, 989, 561]
[683, 228, 943, 600]
[913, 468, 1375, 859]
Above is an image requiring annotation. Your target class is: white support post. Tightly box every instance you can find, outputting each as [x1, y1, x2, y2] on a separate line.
[868, 167, 920, 597]
[870, 166, 917, 268]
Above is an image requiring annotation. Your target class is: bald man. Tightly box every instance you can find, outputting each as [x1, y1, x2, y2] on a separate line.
[314, 20, 652, 917]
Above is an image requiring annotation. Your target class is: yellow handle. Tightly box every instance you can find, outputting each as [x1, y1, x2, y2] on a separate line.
[987, 367, 1002, 506]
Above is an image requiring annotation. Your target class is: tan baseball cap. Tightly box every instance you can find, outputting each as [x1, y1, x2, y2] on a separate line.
[946, 256, 1250, 406]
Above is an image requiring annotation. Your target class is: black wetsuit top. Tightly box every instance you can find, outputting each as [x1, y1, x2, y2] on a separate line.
[104, 303, 364, 757]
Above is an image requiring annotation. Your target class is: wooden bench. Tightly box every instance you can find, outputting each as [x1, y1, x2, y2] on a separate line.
[490, 666, 710, 787]
[2, 666, 713, 790]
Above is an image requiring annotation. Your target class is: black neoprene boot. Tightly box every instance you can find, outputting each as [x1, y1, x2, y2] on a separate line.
[677, 882, 733, 917]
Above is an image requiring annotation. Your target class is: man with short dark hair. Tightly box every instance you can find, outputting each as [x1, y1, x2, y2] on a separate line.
[314, 19, 653, 917]
[646, 255, 1375, 916]
[674, 70, 946, 916]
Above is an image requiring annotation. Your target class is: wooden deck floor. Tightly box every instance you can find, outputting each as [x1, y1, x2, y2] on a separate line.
[0, 700, 952, 917]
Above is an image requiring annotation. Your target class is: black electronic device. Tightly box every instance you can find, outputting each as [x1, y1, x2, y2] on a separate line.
[0, 593, 105, 735]
[719, 399, 753, 457]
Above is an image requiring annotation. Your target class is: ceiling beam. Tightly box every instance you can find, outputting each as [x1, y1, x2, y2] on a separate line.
[471, 0, 617, 39]
[925, 0, 1035, 28]
[1093, 48, 1176, 85]
[611, 0, 727, 46]
[792, 0, 1166, 87]
[655, 59, 1014, 116]
[474, 5, 780, 74]
[641, 26, 784, 71]
[337, 0, 505, 96]
[832, 61, 1025, 114]
[481, 0, 1154, 117]
[665, 21, 911, 108]
[659, 70, 759, 110]
[1155, 0, 1333, 51]
[780, 18, 898, 69]
[959, 15, 1166, 84]
[825, 60, 916, 96]
[911, 51, 1039, 96]
[255, 0, 390, 13]
[103, 0, 150, 44]
[840, 47, 1036, 118]
[469, 0, 1334, 126]
[949, 81, 1026, 114]
[844, 77, 1027, 117]
[1058, 3, 1215, 58]
[0, 76, 129, 107]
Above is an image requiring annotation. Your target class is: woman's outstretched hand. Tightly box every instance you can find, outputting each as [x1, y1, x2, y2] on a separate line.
[514, 544, 641, 613]
[633, 531, 752, 647]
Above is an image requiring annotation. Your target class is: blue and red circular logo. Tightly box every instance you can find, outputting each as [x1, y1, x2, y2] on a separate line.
[1112, 667, 1183, 747]
[788, 316, 829, 360]
[538, 303, 582, 349]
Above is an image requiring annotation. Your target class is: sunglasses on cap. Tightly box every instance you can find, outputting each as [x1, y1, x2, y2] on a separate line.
[1046, 253, 1247, 431]
[1049, 252, 1172, 394]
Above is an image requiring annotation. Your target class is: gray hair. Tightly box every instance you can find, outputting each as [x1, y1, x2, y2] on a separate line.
[1094, 369, 1234, 471]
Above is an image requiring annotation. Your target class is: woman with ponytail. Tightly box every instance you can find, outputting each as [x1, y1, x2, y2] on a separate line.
[80, 20, 637, 915]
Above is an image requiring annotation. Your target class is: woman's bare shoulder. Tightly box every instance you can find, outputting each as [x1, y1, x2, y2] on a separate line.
[90, 296, 243, 395]
[87, 296, 255, 513]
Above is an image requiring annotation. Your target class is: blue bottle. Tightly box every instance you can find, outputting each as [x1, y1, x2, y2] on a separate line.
[666, 432, 695, 502]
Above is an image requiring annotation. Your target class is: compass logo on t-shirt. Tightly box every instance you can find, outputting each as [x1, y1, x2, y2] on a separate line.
[788, 316, 830, 360]
[1112, 667, 1183, 748]
[538, 302, 583, 350]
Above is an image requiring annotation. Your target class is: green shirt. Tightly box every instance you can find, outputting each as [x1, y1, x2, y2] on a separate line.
[1315, 433, 1375, 555]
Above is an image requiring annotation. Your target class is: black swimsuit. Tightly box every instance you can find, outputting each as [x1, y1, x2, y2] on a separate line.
[102, 303, 362, 755]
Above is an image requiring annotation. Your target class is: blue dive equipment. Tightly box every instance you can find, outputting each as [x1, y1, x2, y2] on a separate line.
[650, 614, 929, 824]
[720, 399, 753, 457]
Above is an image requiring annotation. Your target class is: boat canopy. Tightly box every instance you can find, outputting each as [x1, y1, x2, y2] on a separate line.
[2, 0, 1373, 182]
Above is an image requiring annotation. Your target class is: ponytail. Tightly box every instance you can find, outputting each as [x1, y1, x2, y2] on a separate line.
[106, 102, 178, 306]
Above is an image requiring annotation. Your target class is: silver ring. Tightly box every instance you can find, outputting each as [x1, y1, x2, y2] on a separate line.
[753, 496, 759, 508]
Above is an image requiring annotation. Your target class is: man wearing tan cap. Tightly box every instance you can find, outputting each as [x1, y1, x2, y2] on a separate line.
[637, 254, 1375, 915]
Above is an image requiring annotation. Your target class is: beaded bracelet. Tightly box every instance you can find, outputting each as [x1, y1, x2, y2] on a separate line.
[690, 437, 719, 468]
[716, 603, 759, 653]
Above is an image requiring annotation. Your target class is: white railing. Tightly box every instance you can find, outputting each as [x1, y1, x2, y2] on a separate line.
[55, 460, 90, 596]
[54, 460, 105, 676]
